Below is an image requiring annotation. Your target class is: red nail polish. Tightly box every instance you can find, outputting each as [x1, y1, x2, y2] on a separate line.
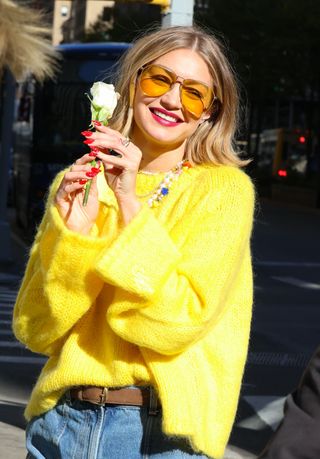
[90, 146, 100, 152]
[81, 130, 92, 137]
[89, 151, 98, 157]
[91, 167, 100, 173]
[83, 139, 94, 144]
[93, 120, 102, 126]
[79, 179, 87, 185]
[86, 171, 96, 178]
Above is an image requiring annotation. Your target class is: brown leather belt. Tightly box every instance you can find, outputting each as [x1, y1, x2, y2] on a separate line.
[69, 386, 152, 407]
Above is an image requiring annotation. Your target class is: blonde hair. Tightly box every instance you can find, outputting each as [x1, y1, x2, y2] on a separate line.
[109, 25, 248, 167]
[0, 0, 59, 81]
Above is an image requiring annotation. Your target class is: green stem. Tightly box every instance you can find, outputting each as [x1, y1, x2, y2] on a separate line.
[82, 159, 96, 206]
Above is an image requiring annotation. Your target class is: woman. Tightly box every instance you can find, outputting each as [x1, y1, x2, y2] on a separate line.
[13, 25, 255, 459]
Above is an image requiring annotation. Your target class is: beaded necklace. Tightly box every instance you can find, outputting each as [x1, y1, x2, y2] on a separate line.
[137, 159, 192, 208]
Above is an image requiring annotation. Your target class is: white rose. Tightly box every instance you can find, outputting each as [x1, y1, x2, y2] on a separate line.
[90, 82, 120, 121]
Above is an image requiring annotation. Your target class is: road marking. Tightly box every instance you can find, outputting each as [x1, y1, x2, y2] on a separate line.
[0, 356, 46, 364]
[0, 312, 12, 317]
[238, 396, 286, 431]
[272, 276, 320, 290]
[256, 261, 320, 268]
[0, 341, 23, 348]
[0, 320, 12, 325]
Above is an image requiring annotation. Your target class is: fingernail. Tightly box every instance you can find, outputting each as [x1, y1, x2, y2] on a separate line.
[91, 167, 100, 173]
[93, 120, 102, 126]
[86, 171, 96, 178]
[79, 179, 87, 185]
[81, 130, 92, 137]
[90, 146, 100, 152]
[83, 139, 94, 145]
[89, 151, 98, 157]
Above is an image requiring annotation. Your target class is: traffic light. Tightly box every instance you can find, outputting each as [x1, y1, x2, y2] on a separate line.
[277, 169, 287, 178]
[298, 135, 306, 144]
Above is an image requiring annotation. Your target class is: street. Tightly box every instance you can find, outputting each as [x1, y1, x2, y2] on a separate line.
[0, 198, 319, 458]
[231, 199, 320, 455]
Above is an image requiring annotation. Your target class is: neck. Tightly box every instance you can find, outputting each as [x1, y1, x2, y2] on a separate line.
[131, 135, 186, 173]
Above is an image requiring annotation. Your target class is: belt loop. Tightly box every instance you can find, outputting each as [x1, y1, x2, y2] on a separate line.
[148, 386, 159, 416]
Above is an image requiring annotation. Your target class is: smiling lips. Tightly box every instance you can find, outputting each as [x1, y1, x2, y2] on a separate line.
[150, 107, 183, 126]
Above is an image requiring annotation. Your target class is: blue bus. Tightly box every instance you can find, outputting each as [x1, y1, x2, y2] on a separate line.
[13, 42, 130, 236]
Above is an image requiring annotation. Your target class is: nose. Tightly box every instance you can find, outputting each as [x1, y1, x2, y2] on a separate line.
[160, 82, 182, 110]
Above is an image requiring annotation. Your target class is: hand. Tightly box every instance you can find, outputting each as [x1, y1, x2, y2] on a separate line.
[54, 154, 101, 234]
[85, 123, 142, 204]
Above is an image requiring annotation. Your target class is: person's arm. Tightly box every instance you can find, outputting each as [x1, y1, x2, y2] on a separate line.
[259, 345, 320, 459]
[12, 172, 110, 356]
[97, 168, 255, 355]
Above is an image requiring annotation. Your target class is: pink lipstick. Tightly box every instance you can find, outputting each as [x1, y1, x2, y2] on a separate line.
[149, 108, 183, 127]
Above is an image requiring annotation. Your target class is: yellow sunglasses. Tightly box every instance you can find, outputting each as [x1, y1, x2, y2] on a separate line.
[138, 64, 215, 119]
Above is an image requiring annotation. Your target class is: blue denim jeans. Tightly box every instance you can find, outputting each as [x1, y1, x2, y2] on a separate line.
[26, 389, 210, 459]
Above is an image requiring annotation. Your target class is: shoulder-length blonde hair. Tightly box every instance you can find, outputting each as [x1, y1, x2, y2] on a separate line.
[109, 25, 248, 167]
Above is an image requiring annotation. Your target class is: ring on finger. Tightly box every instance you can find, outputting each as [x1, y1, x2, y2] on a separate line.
[121, 137, 130, 148]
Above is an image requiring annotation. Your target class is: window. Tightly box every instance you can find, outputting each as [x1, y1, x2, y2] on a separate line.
[61, 5, 69, 17]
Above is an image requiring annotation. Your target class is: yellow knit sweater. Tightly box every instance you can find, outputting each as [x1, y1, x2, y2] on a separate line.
[13, 164, 254, 459]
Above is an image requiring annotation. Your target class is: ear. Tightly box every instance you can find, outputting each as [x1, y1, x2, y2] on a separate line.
[199, 112, 211, 124]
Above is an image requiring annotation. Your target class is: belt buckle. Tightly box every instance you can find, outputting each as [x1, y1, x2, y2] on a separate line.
[95, 387, 108, 406]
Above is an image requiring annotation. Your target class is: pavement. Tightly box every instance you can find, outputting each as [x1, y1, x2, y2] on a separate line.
[0, 208, 260, 459]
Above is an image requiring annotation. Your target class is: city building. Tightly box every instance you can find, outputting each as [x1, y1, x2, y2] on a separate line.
[52, 0, 114, 45]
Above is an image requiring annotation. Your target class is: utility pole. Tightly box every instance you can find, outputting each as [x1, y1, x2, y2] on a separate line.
[162, 0, 194, 27]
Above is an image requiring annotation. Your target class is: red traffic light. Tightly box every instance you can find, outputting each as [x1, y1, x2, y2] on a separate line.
[298, 135, 306, 144]
[278, 169, 287, 177]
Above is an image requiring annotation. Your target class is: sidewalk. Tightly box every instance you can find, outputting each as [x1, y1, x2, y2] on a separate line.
[0, 211, 257, 459]
[0, 210, 29, 459]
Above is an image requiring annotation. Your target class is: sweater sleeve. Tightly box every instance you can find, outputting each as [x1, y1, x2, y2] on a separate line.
[12, 172, 110, 356]
[97, 168, 255, 355]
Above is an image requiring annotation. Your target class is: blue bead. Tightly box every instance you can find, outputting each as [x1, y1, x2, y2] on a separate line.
[161, 187, 169, 195]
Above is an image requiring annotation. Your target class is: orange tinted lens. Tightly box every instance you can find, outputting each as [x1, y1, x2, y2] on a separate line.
[181, 82, 213, 118]
[140, 66, 173, 97]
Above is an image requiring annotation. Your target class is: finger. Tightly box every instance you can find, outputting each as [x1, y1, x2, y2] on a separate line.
[64, 170, 100, 183]
[84, 132, 130, 157]
[70, 159, 101, 172]
[55, 181, 85, 203]
[64, 182, 85, 196]
[74, 153, 101, 166]
[97, 151, 127, 169]
[70, 163, 93, 172]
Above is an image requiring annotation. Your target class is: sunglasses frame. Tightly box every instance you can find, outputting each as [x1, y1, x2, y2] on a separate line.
[137, 64, 215, 119]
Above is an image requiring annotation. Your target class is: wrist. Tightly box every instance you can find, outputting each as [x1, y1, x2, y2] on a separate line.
[65, 221, 94, 235]
[118, 196, 142, 225]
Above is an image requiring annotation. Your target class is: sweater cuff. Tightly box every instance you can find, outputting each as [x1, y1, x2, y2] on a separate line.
[95, 205, 181, 299]
[40, 206, 109, 287]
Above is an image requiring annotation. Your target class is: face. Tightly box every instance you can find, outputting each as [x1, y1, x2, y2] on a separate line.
[131, 48, 213, 150]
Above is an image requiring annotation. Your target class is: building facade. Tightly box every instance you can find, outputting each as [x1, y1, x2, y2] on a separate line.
[52, 0, 114, 45]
